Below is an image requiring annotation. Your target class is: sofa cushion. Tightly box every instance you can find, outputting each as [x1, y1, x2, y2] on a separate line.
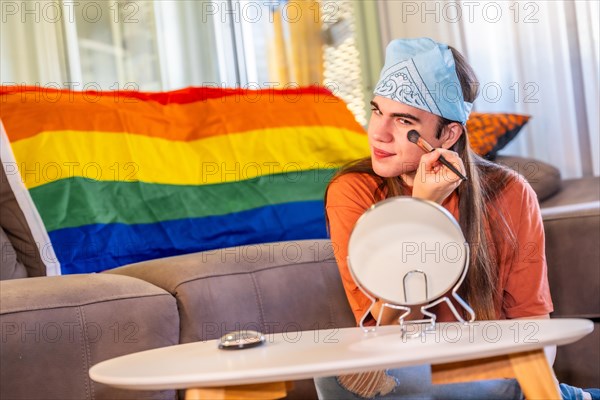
[494, 155, 562, 202]
[0, 274, 179, 400]
[0, 86, 368, 274]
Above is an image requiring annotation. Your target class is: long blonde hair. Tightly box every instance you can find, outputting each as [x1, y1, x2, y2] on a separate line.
[326, 47, 517, 320]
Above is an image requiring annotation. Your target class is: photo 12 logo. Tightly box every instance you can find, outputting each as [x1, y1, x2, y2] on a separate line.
[0, 1, 341, 25]
[1, 82, 141, 104]
[1, 321, 139, 344]
[402, 321, 541, 344]
[398, 1, 540, 24]
[1, 1, 140, 24]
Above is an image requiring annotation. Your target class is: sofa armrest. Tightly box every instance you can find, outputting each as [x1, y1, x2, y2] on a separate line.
[541, 201, 600, 220]
[542, 201, 600, 318]
[543, 198, 600, 388]
[0, 274, 179, 400]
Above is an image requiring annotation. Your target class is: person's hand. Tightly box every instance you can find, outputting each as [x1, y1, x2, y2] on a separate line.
[412, 148, 466, 204]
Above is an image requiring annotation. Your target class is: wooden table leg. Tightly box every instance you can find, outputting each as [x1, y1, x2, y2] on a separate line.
[509, 349, 561, 400]
[432, 349, 560, 399]
[185, 381, 290, 400]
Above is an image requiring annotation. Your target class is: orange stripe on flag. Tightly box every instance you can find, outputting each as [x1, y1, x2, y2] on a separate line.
[1, 89, 364, 142]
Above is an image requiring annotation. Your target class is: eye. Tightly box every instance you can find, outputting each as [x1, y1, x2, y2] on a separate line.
[394, 117, 412, 126]
[370, 107, 382, 116]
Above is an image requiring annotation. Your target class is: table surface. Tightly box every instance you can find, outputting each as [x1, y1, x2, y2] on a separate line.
[89, 318, 593, 390]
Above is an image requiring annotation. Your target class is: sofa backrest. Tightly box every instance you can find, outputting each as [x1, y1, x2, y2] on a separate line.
[107, 239, 356, 343]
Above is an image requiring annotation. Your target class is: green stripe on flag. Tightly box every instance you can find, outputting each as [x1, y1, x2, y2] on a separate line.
[31, 169, 338, 231]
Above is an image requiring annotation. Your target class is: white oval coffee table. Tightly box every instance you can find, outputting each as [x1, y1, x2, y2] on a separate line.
[90, 318, 593, 399]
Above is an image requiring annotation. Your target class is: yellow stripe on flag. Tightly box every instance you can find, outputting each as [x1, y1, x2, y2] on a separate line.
[12, 127, 369, 189]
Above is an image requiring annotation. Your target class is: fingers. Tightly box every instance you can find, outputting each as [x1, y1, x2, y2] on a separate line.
[420, 149, 465, 180]
[413, 149, 465, 204]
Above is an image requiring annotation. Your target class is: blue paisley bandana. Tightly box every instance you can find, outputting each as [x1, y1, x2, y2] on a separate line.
[374, 38, 473, 125]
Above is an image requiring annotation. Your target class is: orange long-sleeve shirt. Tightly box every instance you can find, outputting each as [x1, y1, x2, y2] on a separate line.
[326, 172, 553, 324]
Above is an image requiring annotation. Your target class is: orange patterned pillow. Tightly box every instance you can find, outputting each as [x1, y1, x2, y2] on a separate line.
[466, 113, 531, 159]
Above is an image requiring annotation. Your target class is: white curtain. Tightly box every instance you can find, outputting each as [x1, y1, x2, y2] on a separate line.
[376, 0, 599, 179]
[153, 0, 223, 89]
[0, 11, 67, 85]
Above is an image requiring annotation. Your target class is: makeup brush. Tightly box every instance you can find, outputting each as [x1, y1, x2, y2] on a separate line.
[407, 130, 468, 181]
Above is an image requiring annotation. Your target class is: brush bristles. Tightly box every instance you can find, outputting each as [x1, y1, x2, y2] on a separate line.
[407, 130, 420, 143]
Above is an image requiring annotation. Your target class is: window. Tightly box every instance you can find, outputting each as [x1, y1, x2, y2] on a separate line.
[2, 0, 379, 124]
[65, 1, 161, 91]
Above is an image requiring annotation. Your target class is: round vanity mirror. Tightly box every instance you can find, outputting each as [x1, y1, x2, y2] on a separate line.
[348, 197, 468, 306]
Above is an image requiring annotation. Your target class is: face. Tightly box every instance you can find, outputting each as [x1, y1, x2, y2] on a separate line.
[368, 96, 460, 184]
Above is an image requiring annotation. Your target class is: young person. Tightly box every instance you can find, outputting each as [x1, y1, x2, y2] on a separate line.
[314, 37, 595, 400]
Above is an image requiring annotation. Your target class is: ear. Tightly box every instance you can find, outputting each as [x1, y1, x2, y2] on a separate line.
[440, 122, 464, 149]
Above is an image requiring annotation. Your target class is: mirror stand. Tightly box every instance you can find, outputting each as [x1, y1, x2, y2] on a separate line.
[356, 244, 475, 339]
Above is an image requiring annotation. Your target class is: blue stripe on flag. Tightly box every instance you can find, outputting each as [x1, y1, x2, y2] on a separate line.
[49, 201, 328, 274]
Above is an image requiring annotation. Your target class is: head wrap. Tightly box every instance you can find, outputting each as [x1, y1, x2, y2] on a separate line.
[373, 38, 473, 125]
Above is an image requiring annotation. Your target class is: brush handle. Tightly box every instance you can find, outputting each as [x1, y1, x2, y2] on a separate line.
[436, 154, 468, 181]
[409, 131, 468, 181]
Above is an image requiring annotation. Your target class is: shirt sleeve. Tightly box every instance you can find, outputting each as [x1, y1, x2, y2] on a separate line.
[326, 173, 379, 324]
[500, 177, 554, 318]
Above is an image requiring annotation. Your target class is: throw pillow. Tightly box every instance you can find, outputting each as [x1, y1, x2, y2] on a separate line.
[0, 226, 28, 280]
[1, 121, 58, 277]
[494, 155, 562, 202]
[0, 86, 369, 274]
[466, 112, 531, 159]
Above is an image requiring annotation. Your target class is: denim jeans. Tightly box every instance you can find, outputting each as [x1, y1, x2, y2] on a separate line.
[560, 384, 587, 400]
[314, 365, 523, 400]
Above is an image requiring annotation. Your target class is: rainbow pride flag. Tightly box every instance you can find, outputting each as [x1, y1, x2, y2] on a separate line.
[1, 86, 368, 274]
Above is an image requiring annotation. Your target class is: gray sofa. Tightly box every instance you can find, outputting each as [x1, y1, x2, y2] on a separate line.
[1, 169, 598, 399]
[539, 177, 600, 388]
[498, 155, 600, 388]
[1, 240, 353, 400]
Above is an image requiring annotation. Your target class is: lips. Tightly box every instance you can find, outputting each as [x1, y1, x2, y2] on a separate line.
[372, 147, 395, 158]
